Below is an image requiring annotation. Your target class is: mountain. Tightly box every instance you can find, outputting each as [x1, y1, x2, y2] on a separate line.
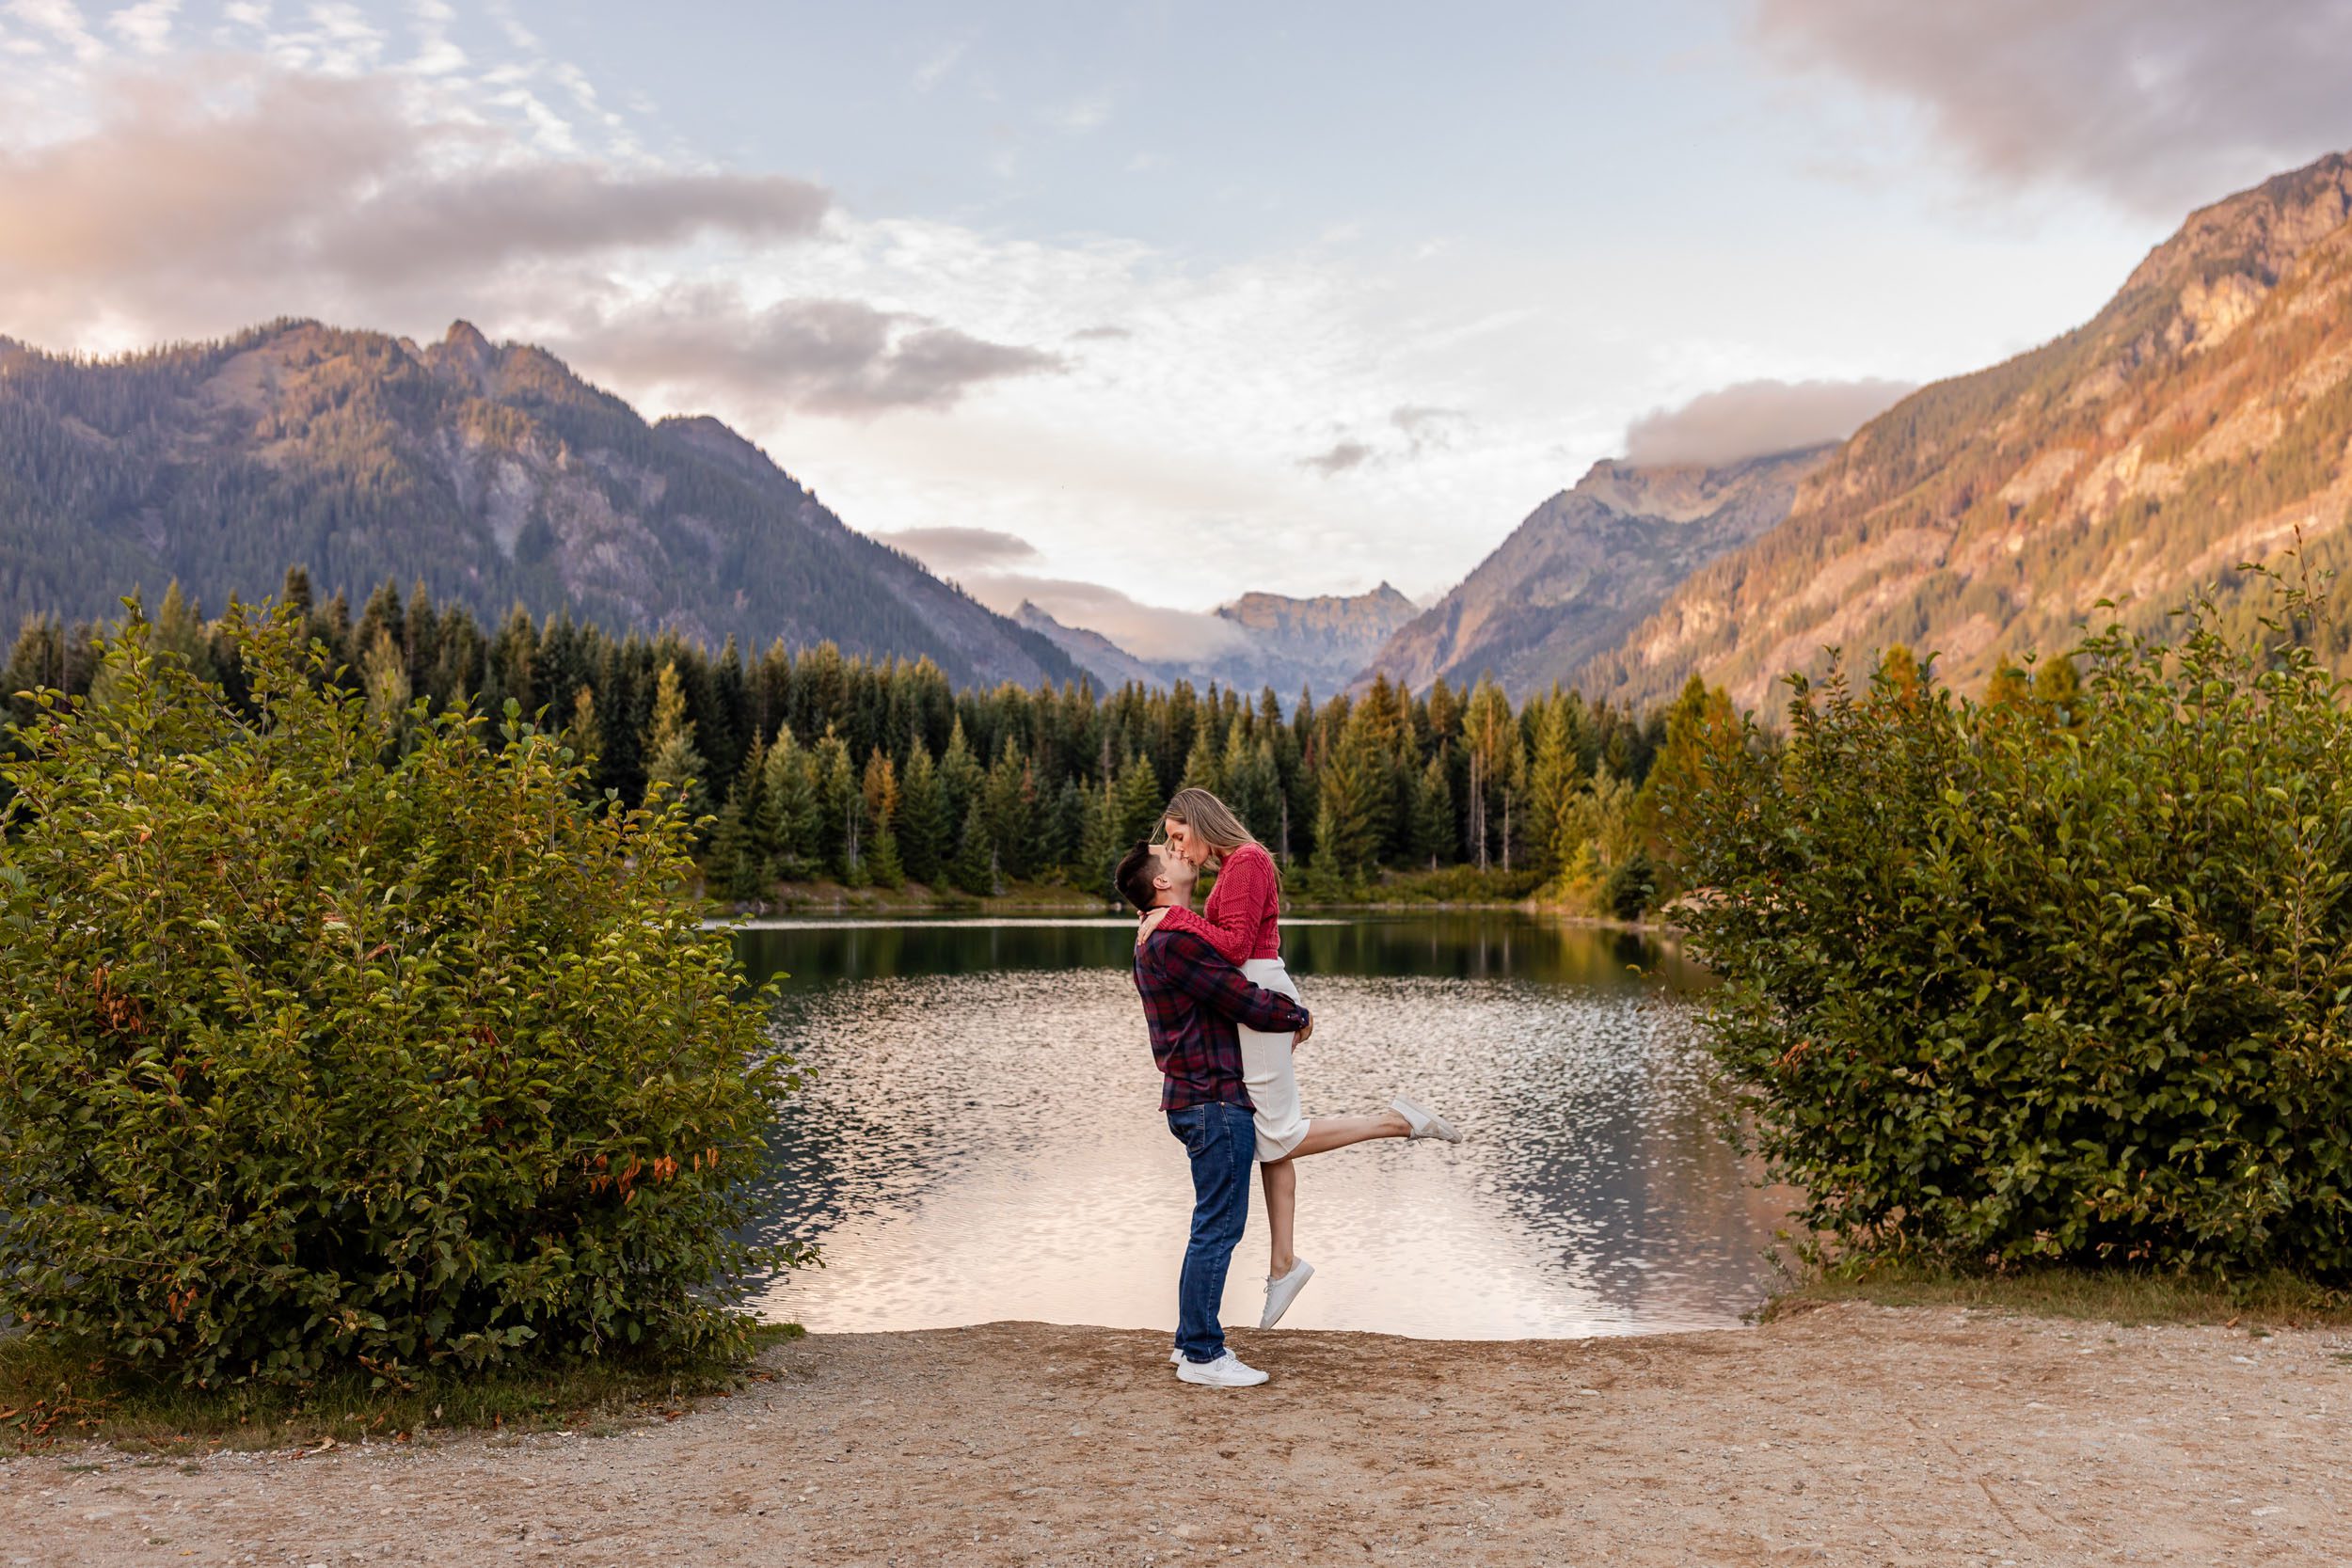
[1014, 601, 1172, 690]
[1023, 583, 1419, 698]
[1576, 150, 2352, 711]
[0, 319, 1076, 688]
[1360, 448, 1829, 698]
[1212, 583, 1420, 694]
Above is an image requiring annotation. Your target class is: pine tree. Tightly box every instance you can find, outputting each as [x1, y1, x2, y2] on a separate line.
[1222, 719, 1279, 843]
[1079, 775, 1122, 895]
[862, 749, 905, 888]
[1112, 751, 1164, 849]
[709, 741, 771, 904]
[897, 737, 949, 884]
[757, 724, 812, 877]
[939, 716, 984, 833]
[812, 726, 860, 880]
[951, 797, 997, 896]
[1411, 750, 1454, 870]
[1180, 722, 1224, 794]
[2033, 655, 2087, 729]
[360, 626, 411, 742]
[1314, 727, 1382, 883]
[565, 685, 602, 787]
[982, 739, 1039, 880]
[644, 659, 708, 822]
[1984, 657, 2035, 713]
[1525, 690, 1580, 879]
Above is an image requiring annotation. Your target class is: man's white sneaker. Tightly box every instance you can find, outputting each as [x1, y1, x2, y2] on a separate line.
[1392, 1094, 1462, 1142]
[1175, 1350, 1269, 1387]
[1259, 1258, 1314, 1329]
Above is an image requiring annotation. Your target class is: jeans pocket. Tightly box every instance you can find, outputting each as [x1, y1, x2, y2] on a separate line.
[1168, 1107, 1209, 1158]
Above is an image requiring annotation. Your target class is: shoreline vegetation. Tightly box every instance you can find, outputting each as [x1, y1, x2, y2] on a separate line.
[705, 865, 1671, 925]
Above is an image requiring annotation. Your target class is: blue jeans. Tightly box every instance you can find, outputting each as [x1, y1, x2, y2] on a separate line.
[1167, 1101, 1256, 1364]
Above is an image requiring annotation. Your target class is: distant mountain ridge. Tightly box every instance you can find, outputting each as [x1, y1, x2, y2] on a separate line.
[1359, 447, 1829, 698]
[1019, 582, 1419, 698]
[1575, 150, 2352, 709]
[0, 318, 1076, 688]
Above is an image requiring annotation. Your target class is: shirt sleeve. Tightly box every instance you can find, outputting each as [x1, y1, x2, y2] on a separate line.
[1156, 930, 1309, 1035]
[1155, 847, 1274, 961]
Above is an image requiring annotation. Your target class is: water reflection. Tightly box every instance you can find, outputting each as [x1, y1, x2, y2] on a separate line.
[738, 913, 1788, 1340]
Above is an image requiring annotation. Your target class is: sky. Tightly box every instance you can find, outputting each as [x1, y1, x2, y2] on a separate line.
[4, 0, 2351, 659]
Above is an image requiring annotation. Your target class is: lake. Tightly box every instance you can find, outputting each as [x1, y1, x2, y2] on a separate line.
[735, 912, 1792, 1341]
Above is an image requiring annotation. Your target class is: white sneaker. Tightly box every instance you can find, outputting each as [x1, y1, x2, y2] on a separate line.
[1392, 1094, 1462, 1142]
[1175, 1350, 1269, 1387]
[1259, 1259, 1314, 1329]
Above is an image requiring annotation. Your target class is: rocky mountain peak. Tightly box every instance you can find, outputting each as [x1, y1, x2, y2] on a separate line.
[1568, 445, 1837, 524]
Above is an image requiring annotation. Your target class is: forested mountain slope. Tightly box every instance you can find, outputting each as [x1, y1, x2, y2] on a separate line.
[0, 319, 1075, 689]
[1362, 447, 1829, 699]
[1578, 150, 2352, 709]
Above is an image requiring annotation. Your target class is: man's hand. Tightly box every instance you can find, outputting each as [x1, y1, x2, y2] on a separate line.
[1294, 1013, 1313, 1048]
[1136, 906, 1170, 945]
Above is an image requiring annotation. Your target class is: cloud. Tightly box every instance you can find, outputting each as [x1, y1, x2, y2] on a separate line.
[1751, 0, 2352, 214]
[1069, 324, 1131, 341]
[0, 65, 828, 332]
[1048, 90, 1112, 135]
[105, 0, 178, 55]
[575, 289, 1064, 417]
[911, 39, 966, 93]
[984, 576, 1249, 664]
[1620, 376, 1915, 466]
[8, 0, 106, 63]
[870, 525, 1243, 662]
[871, 526, 1041, 574]
[1301, 438, 1373, 476]
[1390, 404, 1466, 452]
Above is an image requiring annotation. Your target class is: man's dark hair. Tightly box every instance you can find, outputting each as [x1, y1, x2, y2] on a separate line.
[1114, 839, 1162, 912]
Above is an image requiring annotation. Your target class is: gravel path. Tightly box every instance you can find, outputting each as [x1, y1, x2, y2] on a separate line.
[7, 1302, 2348, 1566]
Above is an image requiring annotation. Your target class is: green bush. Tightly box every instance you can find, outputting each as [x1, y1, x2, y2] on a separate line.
[0, 606, 803, 1386]
[1660, 581, 2352, 1276]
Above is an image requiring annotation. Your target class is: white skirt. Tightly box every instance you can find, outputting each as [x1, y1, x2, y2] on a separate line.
[1239, 958, 1311, 1162]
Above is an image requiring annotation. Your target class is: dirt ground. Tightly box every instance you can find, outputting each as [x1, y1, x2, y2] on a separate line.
[7, 1301, 2349, 1567]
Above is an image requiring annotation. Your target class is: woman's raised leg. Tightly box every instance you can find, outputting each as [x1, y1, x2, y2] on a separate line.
[1279, 1108, 1412, 1160]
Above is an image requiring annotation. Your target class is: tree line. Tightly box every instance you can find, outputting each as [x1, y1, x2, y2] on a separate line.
[4, 568, 1692, 910]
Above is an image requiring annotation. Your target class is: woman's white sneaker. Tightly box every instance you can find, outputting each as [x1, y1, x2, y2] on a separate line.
[1259, 1258, 1314, 1329]
[1175, 1350, 1270, 1387]
[1392, 1094, 1461, 1142]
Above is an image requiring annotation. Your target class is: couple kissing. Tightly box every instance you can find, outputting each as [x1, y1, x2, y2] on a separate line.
[1118, 786, 1461, 1388]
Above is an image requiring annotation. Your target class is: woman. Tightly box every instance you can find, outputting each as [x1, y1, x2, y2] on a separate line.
[1140, 785, 1460, 1331]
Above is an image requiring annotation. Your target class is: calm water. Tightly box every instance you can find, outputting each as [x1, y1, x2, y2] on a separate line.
[736, 913, 1791, 1340]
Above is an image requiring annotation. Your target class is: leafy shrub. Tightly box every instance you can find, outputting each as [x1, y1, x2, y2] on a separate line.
[0, 606, 803, 1386]
[1660, 580, 2352, 1275]
[1602, 847, 1657, 922]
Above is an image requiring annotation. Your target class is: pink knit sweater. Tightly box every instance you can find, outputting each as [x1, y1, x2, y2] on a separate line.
[1156, 842, 1280, 961]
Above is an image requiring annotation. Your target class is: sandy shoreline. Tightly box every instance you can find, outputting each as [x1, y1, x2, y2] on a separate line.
[7, 1301, 2347, 1566]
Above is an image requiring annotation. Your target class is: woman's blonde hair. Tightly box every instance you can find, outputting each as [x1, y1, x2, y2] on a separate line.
[1162, 786, 1266, 871]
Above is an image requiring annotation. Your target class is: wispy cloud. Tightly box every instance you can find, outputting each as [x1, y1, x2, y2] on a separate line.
[579, 290, 1064, 417]
[1048, 89, 1112, 135]
[1621, 375, 1914, 466]
[912, 37, 966, 93]
[104, 0, 178, 55]
[1301, 438, 1372, 476]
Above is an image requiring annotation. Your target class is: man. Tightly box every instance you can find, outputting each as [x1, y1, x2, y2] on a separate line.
[1117, 838, 1311, 1387]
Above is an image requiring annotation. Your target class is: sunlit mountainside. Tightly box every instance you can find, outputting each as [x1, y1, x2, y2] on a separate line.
[0, 319, 1075, 689]
[1572, 150, 2352, 709]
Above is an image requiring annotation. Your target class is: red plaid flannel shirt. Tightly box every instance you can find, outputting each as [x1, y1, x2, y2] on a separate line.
[1133, 925, 1311, 1112]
